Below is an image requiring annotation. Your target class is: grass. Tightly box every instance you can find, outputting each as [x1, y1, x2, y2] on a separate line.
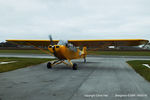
[127, 60, 150, 82]
[0, 57, 53, 73]
[0, 50, 47, 54]
[88, 51, 150, 56]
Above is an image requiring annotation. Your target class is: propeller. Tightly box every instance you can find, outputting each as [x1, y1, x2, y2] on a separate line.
[49, 35, 54, 45]
[49, 35, 57, 57]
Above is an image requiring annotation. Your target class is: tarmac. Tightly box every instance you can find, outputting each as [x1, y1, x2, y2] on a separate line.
[0, 54, 150, 100]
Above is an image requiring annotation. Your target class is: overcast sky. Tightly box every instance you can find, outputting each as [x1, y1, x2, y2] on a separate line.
[0, 0, 150, 42]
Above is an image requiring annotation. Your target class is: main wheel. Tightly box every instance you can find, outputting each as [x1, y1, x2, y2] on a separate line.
[47, 62, 52, 69]
[72, 63, 78, 70]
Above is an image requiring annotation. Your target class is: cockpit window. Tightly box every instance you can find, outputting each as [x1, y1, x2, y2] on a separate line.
[57, 40, 77, 52]
[57, 40, 68, 45]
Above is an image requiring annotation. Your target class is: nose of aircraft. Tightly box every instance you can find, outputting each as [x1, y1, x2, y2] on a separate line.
[52, 45, 55, 51]
[48, 45, 60, 56]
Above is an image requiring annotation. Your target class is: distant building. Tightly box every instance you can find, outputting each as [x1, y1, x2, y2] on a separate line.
[117, 46, 145, 50]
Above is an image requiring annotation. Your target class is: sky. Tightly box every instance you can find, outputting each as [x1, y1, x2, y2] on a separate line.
[0, 0, 150, 42]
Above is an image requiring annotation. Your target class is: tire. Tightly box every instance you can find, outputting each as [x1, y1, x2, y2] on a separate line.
[73, 63, 78, 70]
[47, 62, 52, 69]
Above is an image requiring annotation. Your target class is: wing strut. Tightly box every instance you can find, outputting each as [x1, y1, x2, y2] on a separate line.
[26, 42, 53, 56]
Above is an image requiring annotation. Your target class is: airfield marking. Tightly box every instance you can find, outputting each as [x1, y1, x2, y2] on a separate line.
[0, 61, 17, 65]
[143, 64, 150, 68]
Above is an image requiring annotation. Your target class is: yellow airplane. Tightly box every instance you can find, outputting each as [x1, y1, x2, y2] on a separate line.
[7, 37, 149, 70]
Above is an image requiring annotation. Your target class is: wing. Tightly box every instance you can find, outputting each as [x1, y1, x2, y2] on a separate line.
[6, 40, 59, 47]
[6, 40, 59, 55]
[68, 39, 149, 48]
[6, 39, 149, 48]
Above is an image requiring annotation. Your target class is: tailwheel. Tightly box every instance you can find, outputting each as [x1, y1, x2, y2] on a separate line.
[84, 57, 86, 63]
[47, 62, 52, 69]
[72, 63, 78, 70]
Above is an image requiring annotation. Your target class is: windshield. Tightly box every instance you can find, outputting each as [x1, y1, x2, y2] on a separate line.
[57, 40, 68, 45]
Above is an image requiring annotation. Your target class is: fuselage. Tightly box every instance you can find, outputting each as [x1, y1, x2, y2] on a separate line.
[48, 45, 83, 60]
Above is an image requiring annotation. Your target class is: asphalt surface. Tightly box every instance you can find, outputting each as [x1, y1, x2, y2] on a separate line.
[0, 54, 150, 100]
[1, 53, 150, 59]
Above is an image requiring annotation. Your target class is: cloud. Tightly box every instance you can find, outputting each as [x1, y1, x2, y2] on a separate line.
[0, 0, 150, 42]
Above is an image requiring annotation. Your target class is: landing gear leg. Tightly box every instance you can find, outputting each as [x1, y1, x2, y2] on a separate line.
[47, 60, 62, 69]
[64, 59, 78, 70]
[47, 59, 78, 70]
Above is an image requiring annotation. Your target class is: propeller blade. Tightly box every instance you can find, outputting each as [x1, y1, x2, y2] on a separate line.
[49, 35, 54, 45]
[48, 35, 57, 57]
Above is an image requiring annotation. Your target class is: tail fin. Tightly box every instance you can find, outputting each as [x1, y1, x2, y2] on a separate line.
[81, 47, 87, 56]
[81, 47, 87, 63]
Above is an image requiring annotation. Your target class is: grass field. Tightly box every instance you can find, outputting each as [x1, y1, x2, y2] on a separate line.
[127, 60, 150, 82]
[87, 51, 150, 56]
[0, 57, 53, 73]
[0, 50, 46, 54]
[0, 50, 150, 56]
